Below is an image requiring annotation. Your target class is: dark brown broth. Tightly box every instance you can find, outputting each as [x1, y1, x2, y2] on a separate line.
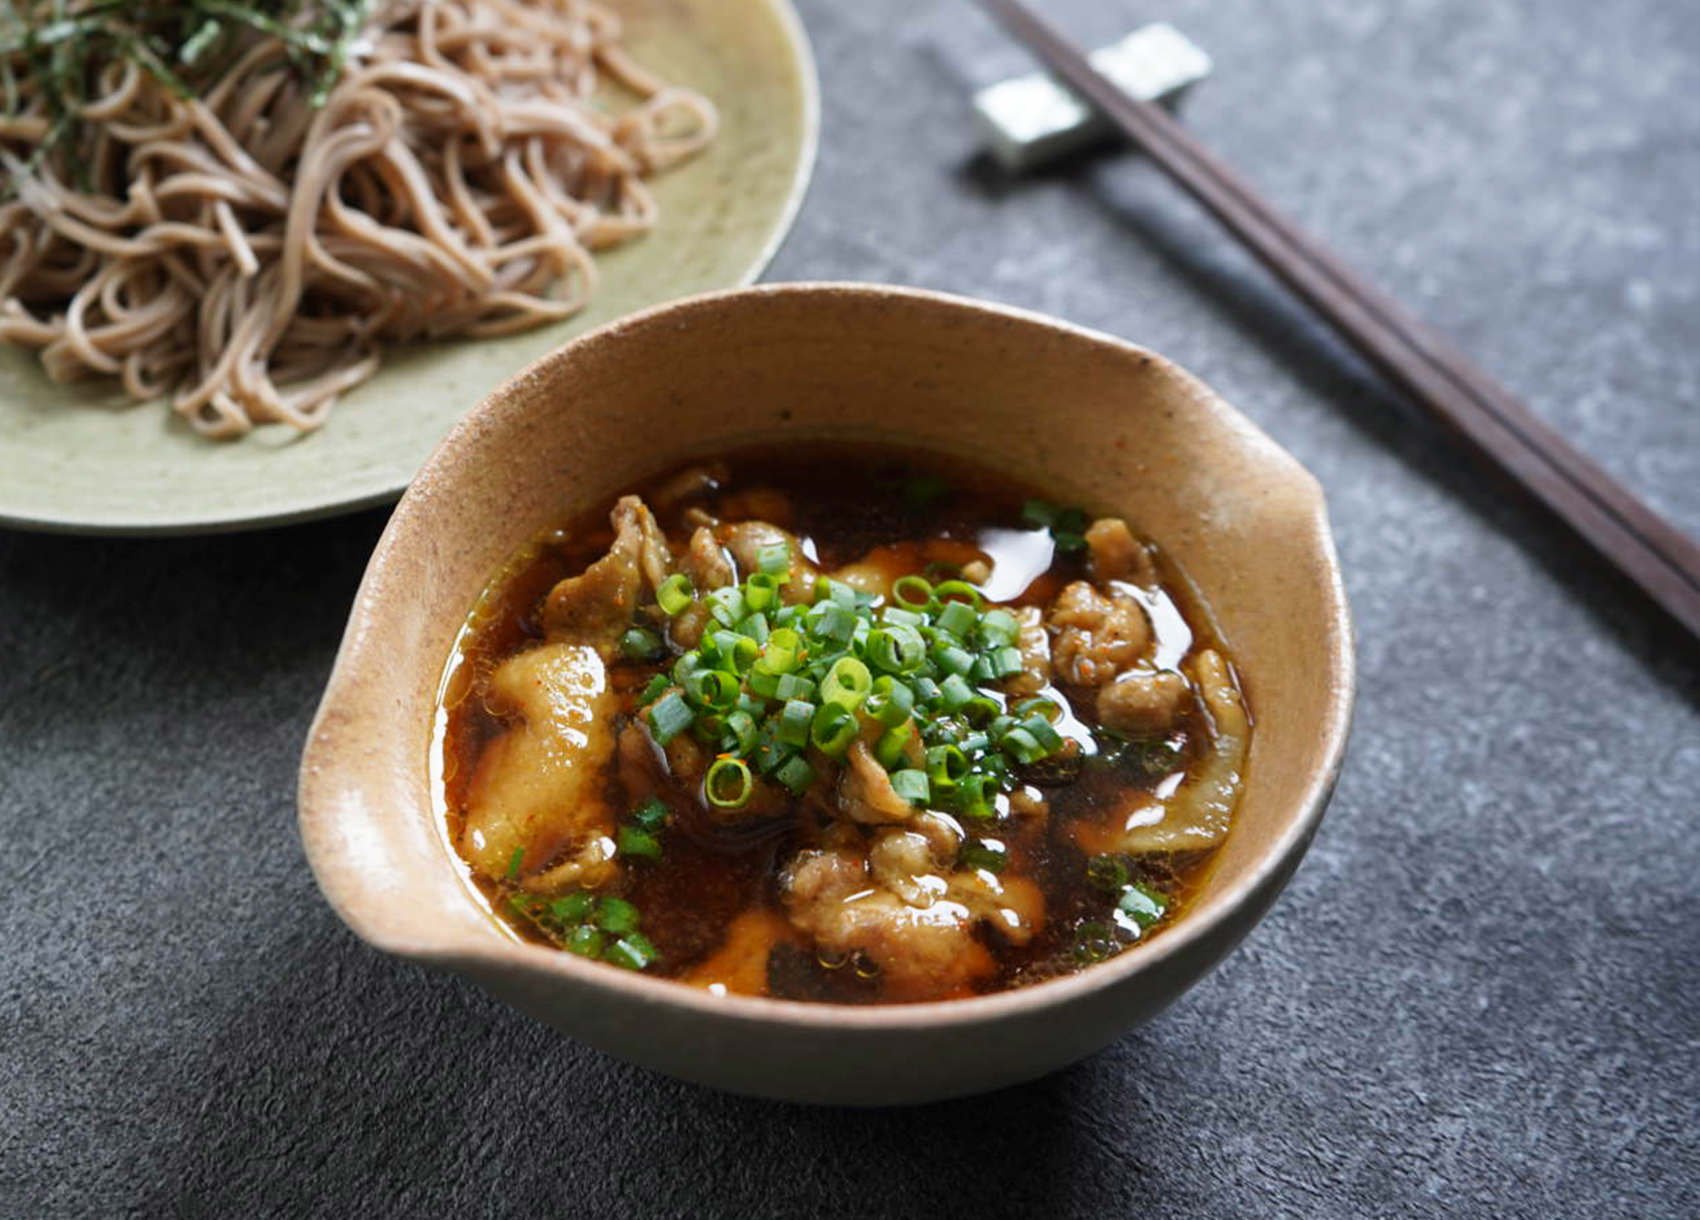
[439, 443, 1238, 1002]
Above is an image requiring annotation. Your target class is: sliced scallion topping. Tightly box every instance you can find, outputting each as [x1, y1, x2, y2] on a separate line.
[889, 768, 930, 806]
[1118, 881, 1167, 929]
[960, 838, 1007, 874]
[774, 754, 816, 796]
[891, 574, 934, 611]
[595, 896, 640, 935]
[704, 756, 754, 809]
[617, 825, 662, 859]
[820, 656, 872, 709]
[755, 542, 791, 575]
[605, 932, 658, 971]
[646, 690, 694, 746]
[620, 626, 664, 661]
[810, 703, 858, 757]
[656, 572, 694, 616]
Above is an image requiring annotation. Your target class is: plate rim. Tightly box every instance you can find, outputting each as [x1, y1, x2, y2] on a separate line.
[0, 0, 820, 538]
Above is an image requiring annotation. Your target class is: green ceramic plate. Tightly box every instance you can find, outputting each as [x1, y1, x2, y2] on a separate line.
[0, 0, 817, 534]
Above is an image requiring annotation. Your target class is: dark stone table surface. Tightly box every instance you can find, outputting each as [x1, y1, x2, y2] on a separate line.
[4, 1, 1696, 1215]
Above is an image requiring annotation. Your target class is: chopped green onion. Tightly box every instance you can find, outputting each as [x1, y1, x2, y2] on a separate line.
[1052, 531, 1086, 555]
[776, 699, 816, 748]
[775, 755, 816, 796]
[932, 642, 974, 677]
[736, 612, 771, 643]
[1118, 882, 1168, 929]
[758, 628, 802, 674]
[705, 757, 754, 808]
[865, 676, 915, 726]
[881, 606, 926, 629]
[774, 672, 816, 702]
[617, 825, 662, 859]
[889, 768, 930, 806]
[605, 932, 658, 971]
[815, 577, 857, 606]
[961, 695, 1001, 724]
[657, 573, 694, 616]
[751, 729, 791, 776]
[891, 575, 934, 611]
[987, 646, 1025, 679]
[708, 631, 759, 672]
[566, 925, 605, 958]
[1001, 726, 1045, 764]
[938, 673, 975, 712]
[805, 601, 857, 644]
[934, 598, 978, 639]
[506, 846, 525, 879]
[548, 892, 594, 924]
[685, 668, 740, 710]
[926, 743, 969, 790]
[619, 626, 664, 661]
[875, 722, 914, 770]
[867, 625, 927, 673]
[960, 839, 1007, 874]
[636, 673, 670, 706]
[1054, 506, 1088, 536]
[594, 897, 640, 935]
[932, 580, 985, 612]
[1021, 499, 1058, 529]
[744, 572, 781, 612]
[810, 703, 858, 757]
[956, 774, 995, 819]
[706, 586, 746, 627]
[1086, 854, 1130, 892]
[1014, 696, 1061, 722]
[978, 608, 1019, 646]
[1021, 713, 1065, 753]
[630, 797, 669, 832]
[646, 690, 694, 745]
[821, 657, 873, 709]
[755, 542, 791, 575]
[724, 709, 759, 753]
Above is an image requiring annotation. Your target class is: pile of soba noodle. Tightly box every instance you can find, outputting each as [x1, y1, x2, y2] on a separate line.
[0, 0, 717, 436]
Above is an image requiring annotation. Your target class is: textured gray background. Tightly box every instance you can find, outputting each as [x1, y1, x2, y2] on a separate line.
[3, 0, 1697, 1215]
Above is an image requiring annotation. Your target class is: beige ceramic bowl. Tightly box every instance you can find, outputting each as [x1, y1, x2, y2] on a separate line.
[299, 283, 1354, 1105]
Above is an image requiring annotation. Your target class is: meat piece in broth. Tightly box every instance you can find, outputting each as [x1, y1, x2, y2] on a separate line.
[839, 741, 917, 824]
[1049, 581, 1152, 686]
[1085, 517, 1158, 587]
[781, 848, 996, 1002]
[1074, 649, 1248, 855]
[542, 496, 670, 653]
[669, 526, 734, 648]
[1096, 668, 1192, 735]
[459, 644, 619, 889]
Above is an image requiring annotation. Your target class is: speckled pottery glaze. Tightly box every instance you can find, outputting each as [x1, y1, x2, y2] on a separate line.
[0, 0, 817, 535]
[299, 283, 1355, 1106]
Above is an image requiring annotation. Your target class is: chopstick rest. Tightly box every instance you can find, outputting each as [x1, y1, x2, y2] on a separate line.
[972, 23, 1211, 173]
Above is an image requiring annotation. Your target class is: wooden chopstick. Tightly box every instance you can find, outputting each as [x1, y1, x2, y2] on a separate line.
[975, 0, 1700, 640]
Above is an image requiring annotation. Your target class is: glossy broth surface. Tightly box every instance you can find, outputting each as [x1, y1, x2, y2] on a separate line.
[439, 445, 1248, 1003]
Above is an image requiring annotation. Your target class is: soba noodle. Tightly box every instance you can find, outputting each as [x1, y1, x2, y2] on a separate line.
[0, 0, 717, 437]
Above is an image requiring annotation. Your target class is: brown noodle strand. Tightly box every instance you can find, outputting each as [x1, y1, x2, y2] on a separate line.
[0, 0, 717, 438]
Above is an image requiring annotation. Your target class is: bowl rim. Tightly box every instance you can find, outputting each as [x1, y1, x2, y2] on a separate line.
[300, 280, 1356, 1032]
